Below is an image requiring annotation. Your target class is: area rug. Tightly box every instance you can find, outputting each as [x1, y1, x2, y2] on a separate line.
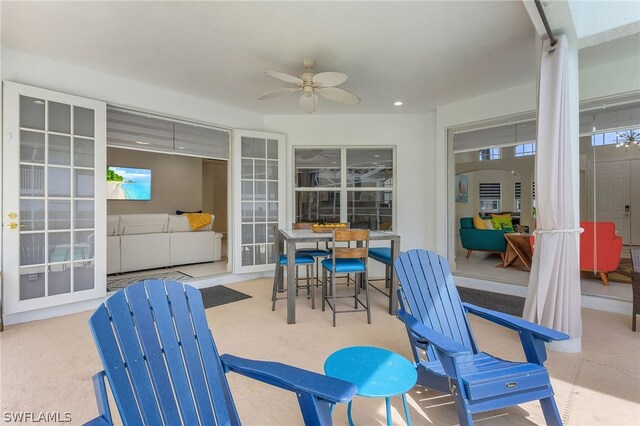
[107, 271, 192, 292]
[457, 287, 525, 317]
[200, 285, 252, 309]
[607, 258, 632, 284]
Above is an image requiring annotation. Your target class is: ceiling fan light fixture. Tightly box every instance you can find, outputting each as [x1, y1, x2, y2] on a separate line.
[260, 59, 360, 113]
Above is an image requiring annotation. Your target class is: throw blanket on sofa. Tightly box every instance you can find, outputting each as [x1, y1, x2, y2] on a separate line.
[184, 213, 212, 230]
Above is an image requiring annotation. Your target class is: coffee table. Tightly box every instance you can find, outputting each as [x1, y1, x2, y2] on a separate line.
[324, 346, 416, 426]
[504, 233, 533, 271]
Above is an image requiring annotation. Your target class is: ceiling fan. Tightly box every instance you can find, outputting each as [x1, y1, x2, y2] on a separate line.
[258, 59, 361, 113]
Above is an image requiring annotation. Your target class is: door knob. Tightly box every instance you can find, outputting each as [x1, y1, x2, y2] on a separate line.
[6, 222, 25, 230]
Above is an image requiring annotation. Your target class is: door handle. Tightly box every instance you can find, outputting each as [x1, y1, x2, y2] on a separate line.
[625, 205, 630, 216]
[6, 222, 26, 230]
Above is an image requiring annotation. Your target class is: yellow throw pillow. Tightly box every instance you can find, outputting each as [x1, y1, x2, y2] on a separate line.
[472, 215, 486, 229]
[491, 213, 513, 231]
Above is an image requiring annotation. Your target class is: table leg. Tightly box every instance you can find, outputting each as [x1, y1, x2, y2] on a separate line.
[389, 238, 400, 315]
[348, 401, 355, 426]
[385, 397, 392, 426]
[287, 239, 297, 324]
[402, 394, 412, 426]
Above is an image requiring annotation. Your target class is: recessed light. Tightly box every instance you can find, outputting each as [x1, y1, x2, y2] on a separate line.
[33, 100, 45, 105]
[177, 146, 185, 149]
[374, 154, 380, 158]
[393, 101, 404, 106]
[135, 141, 150, 145]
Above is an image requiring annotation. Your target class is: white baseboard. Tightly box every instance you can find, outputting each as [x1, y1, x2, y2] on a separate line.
[454, 274, 632, 315]
[2, 271, 270, 327]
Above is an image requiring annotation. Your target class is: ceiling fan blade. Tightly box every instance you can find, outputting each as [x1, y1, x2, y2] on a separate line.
[265, 70, 303, 85]
[313, 72, 348, 87]
[258, 87, 301, 100]
[316, 87, 361, 105]
[299, 93, 319, 113]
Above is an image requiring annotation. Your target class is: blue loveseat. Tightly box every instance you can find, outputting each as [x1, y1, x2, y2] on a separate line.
[459, 217, 510, 260]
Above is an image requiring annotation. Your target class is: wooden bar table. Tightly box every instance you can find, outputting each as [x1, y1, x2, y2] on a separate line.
[279, 229, 401, 324]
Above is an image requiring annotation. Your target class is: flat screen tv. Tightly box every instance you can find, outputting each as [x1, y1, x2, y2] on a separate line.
[107, 167, 151, 200]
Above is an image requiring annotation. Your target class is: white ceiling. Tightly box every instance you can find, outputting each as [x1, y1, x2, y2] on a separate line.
[1, 1, 636, 115]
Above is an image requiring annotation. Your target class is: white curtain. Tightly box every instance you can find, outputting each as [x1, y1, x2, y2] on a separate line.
[523, 35, 582, 351]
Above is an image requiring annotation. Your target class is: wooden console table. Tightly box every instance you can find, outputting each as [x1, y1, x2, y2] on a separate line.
[503, 233, 533, 271]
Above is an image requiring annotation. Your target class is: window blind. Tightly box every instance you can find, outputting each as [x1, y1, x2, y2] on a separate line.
[579, 101, 640, 135]
[174, 123, 229, 159]
[107, 109, 174, 152]
[107, 108, 230, 159]
[514, 182, 521, 200]
[479, 183, 501, 200]
[453, 121, 535, 153]
[532, 181, 536, 200]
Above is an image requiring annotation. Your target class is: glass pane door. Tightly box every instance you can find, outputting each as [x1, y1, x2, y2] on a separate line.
[3, 82, 106, 315]
[233, 131, 285, 273]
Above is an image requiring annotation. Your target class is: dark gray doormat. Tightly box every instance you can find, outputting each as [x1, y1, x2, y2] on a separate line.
[107, 271, 192, 292]
[200, 285, 252, 309]
[457, 287, 525, 317]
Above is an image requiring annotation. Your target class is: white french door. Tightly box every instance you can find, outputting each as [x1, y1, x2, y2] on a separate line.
[232, 130, 286, 273]
[2, 82, 106, 315]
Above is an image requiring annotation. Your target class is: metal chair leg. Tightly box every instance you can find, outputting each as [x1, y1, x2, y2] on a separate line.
[322, 267, 327, 311]
[364, 270, 371, 324]
[271, 266, 281, 311]
[332, 271, 337, 327]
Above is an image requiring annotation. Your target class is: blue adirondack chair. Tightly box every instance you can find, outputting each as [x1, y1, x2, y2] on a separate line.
[394, 250, 568, 426]
[85, 280, 357, 425]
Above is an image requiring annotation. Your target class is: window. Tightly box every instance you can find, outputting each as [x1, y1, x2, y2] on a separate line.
[294, 147, 394, 230]
[591, 128, 640, 147]
[478, 147, 500, 161]
[479, 182, 501, 213]
[514, 182, 521, 212]
[514, 143, 536, 157]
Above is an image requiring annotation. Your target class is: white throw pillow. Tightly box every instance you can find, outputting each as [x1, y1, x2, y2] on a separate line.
[484, 219, 494, 229]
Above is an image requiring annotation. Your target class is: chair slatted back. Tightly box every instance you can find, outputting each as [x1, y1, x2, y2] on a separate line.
[89, 280, 240, 426]
[631, 248, 640, 273]
[394, 250, 477, 361]
[272, 224, 284, 261]
[332, 229, 369, 259]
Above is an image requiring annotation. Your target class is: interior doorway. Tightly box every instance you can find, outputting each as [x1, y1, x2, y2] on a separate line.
[586, 158, 640, 246]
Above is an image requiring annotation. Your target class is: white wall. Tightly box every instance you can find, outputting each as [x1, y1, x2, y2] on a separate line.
[1, 48, 263, 130]
[263, 114, 435, 252]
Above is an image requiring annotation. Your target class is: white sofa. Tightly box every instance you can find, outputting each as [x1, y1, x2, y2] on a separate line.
[107, 214, 223, 274]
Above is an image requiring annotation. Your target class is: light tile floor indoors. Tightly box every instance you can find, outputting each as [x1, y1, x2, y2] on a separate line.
[454, 249, 633, 301]
[1, 277, 638, 425]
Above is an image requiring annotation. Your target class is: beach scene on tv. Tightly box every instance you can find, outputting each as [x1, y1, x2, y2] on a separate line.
[107, 167, 152, 200]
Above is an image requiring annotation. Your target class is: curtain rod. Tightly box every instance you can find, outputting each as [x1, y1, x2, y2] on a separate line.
[534, 0, 557, 46]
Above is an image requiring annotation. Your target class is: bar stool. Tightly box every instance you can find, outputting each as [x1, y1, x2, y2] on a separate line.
[368, 247, 392, 297]
[321, 229, 371, 327]
[293, 222, 331, 297]
[271, 225, 315, 311]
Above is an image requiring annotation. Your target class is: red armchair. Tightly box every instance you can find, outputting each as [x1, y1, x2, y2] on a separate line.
[580, 221, 623, 286]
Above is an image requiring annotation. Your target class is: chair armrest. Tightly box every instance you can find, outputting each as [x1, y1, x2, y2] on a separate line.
[83, 371, 113, 426]
[396, 309, 471, 357]
[463, 303, 569, 342]
[220, 354, 357, 404]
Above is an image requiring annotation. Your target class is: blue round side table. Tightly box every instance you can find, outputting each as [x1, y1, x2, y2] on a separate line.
[324, 346, 417, 426]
